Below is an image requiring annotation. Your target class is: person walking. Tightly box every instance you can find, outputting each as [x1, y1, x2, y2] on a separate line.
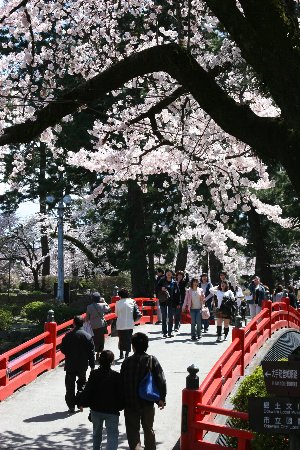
[115, 288, 140, 359]
[183, 277, 205, 340]
[210, 280, 236, 342]
[199, 273, 213, 332]
[78, 350, 124, 450]
[156, 269, 181, 338]
[174, 270, 189, 331]
[86, 292, 111, 359]
[60, 315, 95, 413]
[154, 268, 164, 324]
[120, 332, 166, 450]
[248, 276, 265, 318]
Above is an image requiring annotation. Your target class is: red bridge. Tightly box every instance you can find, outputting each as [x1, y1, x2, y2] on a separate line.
[0, 297, 299, 449]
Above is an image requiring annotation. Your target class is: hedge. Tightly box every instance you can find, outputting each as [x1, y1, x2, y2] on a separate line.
[228, 366, 289, 449]
[21, 301, 77, 325]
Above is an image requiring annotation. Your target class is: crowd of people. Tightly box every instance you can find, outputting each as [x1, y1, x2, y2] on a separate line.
[59, 274, 298, 449]
[61, 290, 166, 450]
[155, 268, 299, 342]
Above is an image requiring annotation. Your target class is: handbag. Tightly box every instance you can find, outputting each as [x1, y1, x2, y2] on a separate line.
[92, 303, 109, 332]
[133, 301, 143, 321]
[83, 320, 94, 336]
[201, 306, 210, 320]
[157, 290, 170, 303]
[138, 356, 160, 402]
[102, 319, 108, 334]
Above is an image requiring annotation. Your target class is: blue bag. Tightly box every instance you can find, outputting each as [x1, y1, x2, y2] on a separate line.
[138, 356, 160, 402]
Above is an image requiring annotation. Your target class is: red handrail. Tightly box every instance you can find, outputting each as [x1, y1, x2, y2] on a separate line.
[181, 298, 300, 449]
[0, 297, 159, 401]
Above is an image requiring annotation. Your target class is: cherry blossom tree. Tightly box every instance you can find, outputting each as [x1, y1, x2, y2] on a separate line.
[0, 0, 299, 280]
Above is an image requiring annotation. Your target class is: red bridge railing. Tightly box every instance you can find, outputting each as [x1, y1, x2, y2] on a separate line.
[181, 298, 300, 450]
[0, 297, 159, 402]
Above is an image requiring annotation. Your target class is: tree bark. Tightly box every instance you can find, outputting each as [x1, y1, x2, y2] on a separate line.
[248, 207, 274, 289]
[1, 43, 300, 195]
[127, 180, 151, 297]
[175, 241, 188, 272]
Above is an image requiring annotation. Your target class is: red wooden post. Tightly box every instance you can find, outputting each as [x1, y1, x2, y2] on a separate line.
[0, 356, 8, 387]
[44, 321, 58, 369]
[181, 388, 203, 449]
[282, 297, 290, 327]
[232, 327, 245, 376]
[262, 300, 272, 338]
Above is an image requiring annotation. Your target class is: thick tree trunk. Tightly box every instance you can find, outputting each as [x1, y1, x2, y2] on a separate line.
[175, 241, 188, 272]
[248, 208, 274, 289]
[32, 269, 40, 290]
[208, 251, 222, 285]
[148, 250, 155, 296]
[127, 180, 151, 297]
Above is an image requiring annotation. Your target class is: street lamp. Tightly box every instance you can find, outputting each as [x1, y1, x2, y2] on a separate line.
[46, 193, 71, 303]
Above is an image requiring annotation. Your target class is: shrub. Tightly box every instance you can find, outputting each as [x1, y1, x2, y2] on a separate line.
[0, 303, 22, 316]
[0, 309, 13, 331]
[21, 301, 77, 324]
[229, 366, 289, 449]
[21, 301, 50, 323]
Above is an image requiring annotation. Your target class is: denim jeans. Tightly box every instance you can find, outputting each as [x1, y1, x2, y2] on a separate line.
[160, 303, 176, 335]
[190, 309, 202, 337]
[91, 410, 119, 450]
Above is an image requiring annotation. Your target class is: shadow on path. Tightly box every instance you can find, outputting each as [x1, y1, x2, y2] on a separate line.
[24, 411, 70, 422]
[1, 426, 129, 450]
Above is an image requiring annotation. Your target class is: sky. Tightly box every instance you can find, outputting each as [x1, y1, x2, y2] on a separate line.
[0, 182, 40, 218]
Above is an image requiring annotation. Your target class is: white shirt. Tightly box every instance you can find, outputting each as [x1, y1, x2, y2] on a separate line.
[210, 286, 235, 308]
[115, 298, 135, 330]
[191, 290, 202, 309]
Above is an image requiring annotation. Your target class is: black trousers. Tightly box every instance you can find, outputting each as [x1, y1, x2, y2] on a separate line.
[125, 404, 156, 450]
[65, 370, 86, 409]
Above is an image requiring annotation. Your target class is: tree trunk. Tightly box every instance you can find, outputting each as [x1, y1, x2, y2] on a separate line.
[248, 208, 274, 289]
[127, 180, 151, 297]
[175, 241, 188, 272]
[39, 143, 50, 290]
[148, 250, 155, 296]
[208, 251, 222, 285]
[32, 269, 40, 290]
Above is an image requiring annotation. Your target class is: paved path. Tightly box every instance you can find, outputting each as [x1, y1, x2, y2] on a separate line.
[0, 323, 233, 450]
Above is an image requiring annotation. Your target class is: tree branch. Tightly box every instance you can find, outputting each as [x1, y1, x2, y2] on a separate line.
[0, 43, 297, 180]
[206, 0, 300, 124]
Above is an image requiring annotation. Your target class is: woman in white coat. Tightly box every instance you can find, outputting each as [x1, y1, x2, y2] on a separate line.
[115, 288, 136, 359]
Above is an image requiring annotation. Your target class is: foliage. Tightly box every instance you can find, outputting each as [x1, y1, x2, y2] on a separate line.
[21, 301, 77, 325]
[0, 303, 22, 316]
[0, 308, 13, 332]
[75, 274, 131, 302]
[229, 366, 288, 449]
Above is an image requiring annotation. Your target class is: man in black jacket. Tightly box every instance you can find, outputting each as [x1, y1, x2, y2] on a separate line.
[120, 332, 166, 450]
[60, 315, 95, 413]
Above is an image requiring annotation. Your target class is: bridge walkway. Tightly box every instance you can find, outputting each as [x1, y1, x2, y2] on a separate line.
[0, 322, 233, 450]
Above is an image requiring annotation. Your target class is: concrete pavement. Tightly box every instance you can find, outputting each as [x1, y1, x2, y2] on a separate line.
[0, 323, 233, 449]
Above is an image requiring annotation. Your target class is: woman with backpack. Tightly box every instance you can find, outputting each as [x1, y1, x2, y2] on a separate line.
[210, 280, 236, 342]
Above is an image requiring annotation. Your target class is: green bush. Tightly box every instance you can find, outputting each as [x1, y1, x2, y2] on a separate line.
[0, 309, 13, 331]
[21, 301, 77, 324]
[229, 366, 289, 449]
[0, 303, 22, 316]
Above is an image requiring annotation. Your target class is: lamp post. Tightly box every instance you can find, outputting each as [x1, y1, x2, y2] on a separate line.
[46, 193, 71, 303]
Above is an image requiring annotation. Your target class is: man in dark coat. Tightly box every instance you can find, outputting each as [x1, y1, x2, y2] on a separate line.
[120, 332, 166, 450]
[60, 315, 95, 412]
